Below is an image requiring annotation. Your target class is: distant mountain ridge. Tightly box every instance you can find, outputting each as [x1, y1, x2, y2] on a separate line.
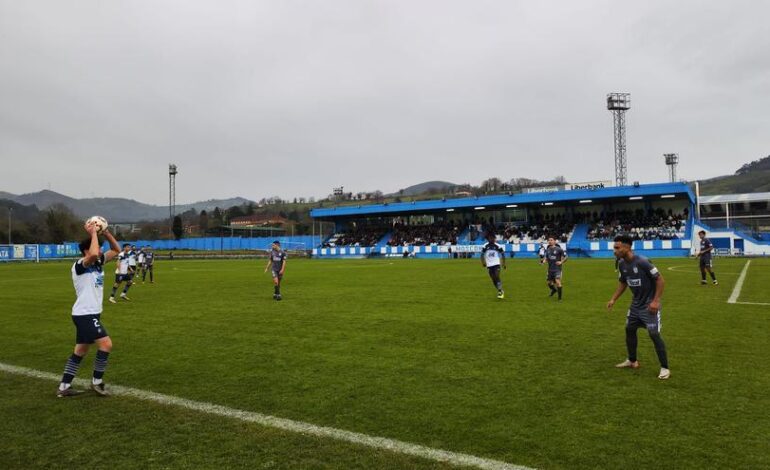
[0, 190, 255, 222]
[391, 181, 458, 197]
[698, 155, 770, 195]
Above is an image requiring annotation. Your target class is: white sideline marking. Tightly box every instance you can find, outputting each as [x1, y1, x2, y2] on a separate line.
[0, 362, 533, 470]
[727, 260, 751, 304]
[735, 301, 770, 306]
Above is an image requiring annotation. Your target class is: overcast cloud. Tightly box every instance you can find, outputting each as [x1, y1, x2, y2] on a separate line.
[1, 0, 768, 205]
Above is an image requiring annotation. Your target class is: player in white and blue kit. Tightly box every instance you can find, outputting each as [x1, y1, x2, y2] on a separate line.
[109, 244, 134, 303]
[606, 235, 670, 380]
[480, 232, 506, 299]
[57, 220, 121, 397]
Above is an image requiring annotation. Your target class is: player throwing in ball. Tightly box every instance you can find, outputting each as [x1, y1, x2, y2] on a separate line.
[57, 219, 121, 397]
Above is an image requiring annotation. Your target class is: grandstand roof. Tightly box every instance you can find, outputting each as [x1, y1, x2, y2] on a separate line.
[311, 182, 694, 220]
[698, 192, 770, 205]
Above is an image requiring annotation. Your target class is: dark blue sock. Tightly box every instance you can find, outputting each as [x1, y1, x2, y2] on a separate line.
[61, 353, 83, 385]
[93, 350, 110, 381]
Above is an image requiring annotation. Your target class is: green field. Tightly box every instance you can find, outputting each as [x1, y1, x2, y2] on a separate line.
[1, 257, 769, 469]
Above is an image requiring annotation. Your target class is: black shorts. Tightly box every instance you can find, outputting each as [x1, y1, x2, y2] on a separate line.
[699, 257, 713, 268]
[547, 270, 563, 281]
[626, 308, 662, 333]
[271, 269, 283, 280]
[72, 314, 109, 344]
[115, 274, 131, 283]
[487, 265, 501, 277]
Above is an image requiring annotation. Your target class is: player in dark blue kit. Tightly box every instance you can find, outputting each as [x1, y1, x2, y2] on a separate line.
[606, 235, 670, 380]
[142, 246, 155, 283]
[696, 230, 718, 285]
[264, 241, 287, 300]
[481, 233, 506, 299]
[541, 236, 567, 300]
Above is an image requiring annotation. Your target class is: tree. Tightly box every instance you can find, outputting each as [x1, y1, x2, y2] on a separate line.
[199, 210, 209, 233]
[45, 204, 80, 243]
[211, 207, 223, 226]
[172, 215, 183, 240]
[225, 205, 244, 222]
[480, 178, 503, 193]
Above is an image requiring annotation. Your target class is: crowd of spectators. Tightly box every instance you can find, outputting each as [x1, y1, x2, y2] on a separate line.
[323, 207, 688, 247]
[322, 226, 387, 247]
[585, 209, 687, 241]
[387, 222, 460, 246]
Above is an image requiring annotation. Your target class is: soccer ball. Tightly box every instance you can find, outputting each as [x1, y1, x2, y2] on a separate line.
[86, 215, 109, 234]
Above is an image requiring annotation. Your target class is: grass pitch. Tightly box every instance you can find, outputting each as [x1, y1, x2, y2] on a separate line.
[1, 256, 768, 469]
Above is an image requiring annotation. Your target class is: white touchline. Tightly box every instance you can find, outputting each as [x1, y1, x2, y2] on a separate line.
[727, 260, 751, 304]
[0, 362, 534, 470]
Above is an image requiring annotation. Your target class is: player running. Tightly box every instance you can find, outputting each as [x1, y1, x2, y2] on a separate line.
[542, 236, 567, 300]
[136, 247, 146, 280]
[696, 230, 718, 285]
[480, 232, 506, 299]
[264, 241, 287, 300]
[108, 244, 134, 303]
[606, 235, 670, 380]
[127, 244, 138, 286]
[57, 220, 121, 397]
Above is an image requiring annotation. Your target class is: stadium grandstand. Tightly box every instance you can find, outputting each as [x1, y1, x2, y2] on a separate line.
[310, 182, 770, 259]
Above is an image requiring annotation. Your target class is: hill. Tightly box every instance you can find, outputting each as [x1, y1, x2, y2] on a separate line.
[392, 181, 457, 197]
[699, 155, 770, 195]
[0, 190, 255, 222]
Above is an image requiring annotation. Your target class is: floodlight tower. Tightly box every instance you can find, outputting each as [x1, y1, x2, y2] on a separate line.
[664, 153, 679, 182]
[607, 93, 631, 186]
[169, 164, 178, 231]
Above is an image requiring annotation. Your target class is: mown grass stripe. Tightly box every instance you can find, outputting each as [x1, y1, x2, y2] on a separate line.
[0, 362, 534, 470]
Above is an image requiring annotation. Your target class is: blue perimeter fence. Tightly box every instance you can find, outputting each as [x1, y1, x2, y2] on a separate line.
[0, 236, 317, 261]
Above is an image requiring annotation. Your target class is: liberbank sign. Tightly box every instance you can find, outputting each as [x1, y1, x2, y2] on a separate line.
[524, 180, 613, 193]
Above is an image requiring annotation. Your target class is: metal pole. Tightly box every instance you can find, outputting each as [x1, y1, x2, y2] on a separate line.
[8, 207, 12, 245]
[695, 181, 701, 220]
[726, 203, 730, 229]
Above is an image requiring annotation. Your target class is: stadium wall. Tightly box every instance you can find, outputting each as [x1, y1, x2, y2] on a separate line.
[101, 236, 316, 252]
[0, 243, 80, 261]
[692, 222, 770, 256]
[312, 240, 692, 259]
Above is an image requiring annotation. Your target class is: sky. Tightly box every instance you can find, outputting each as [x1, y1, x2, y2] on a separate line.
[1, 0, 768, 205]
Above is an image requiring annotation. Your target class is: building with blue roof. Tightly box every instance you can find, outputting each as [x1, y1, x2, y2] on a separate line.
[310, 182, 697, 258]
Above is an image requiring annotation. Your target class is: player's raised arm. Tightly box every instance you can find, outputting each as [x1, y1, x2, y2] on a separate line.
[102, 228, 121, 263]
[81, 223, 101, 267]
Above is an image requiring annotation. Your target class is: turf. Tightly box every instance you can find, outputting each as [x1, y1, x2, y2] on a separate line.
[0, 256, 768, 469]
